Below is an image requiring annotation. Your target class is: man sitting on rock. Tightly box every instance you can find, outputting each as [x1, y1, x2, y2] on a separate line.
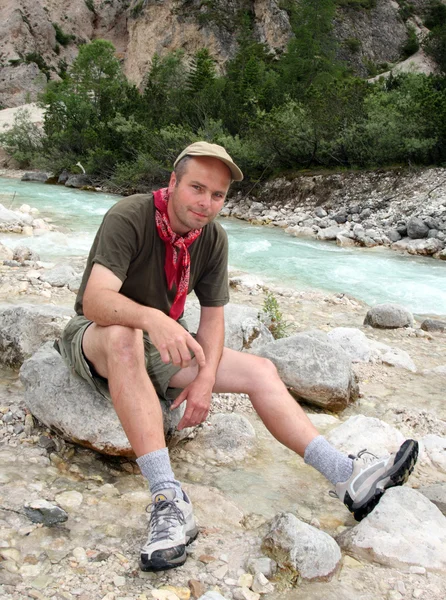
[57, 142, 418, 572]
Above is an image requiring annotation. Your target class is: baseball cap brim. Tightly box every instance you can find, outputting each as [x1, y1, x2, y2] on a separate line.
[174, 141, 244, 182]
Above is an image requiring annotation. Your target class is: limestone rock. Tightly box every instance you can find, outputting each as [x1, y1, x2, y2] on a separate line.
[406, 238, 444, 256]
[317, 225, 343, 241]
[0, 203, 25, 227]
[20, 343, 185, 456]
[197, 592, 229, 600]
[23, 499, 68, 526]
[0, 242, 13, 261]
[185, 413, 256, 464]
[262, 512, 341, 581]
[337, 487, 446, 572]
[326, 415, 405, 456]
[40, 264, 78, 287]
[380, 347, 417, 372]
[256, 333, 358, 411]
[247, 556, 277, 578]
[407, 217, 429, 239]
[421, 319, 446, 333]
[21, 172, 51, 183]
[65, 174, 92, 188]
[421, 434, 446, 474]
[0, 304, 73, 367]
[364, 304, 414, 329]
[419, 483, 446, 515]
[12, 245, 40, 263]
[327, 327, 371, 362]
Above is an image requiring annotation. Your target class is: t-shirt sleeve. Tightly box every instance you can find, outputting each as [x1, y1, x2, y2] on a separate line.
[92, 211, 139, 282]
[194, 226, 230, 307]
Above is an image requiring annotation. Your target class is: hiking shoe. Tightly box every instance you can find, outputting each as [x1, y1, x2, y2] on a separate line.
[334, 439, 419, 521]
[140, 488, 198, 572]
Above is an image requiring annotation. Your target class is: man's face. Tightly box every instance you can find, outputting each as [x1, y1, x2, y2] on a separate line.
[167, 156, 231, 235]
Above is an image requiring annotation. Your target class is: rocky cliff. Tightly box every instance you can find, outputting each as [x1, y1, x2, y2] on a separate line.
[0, 0, 435, 108]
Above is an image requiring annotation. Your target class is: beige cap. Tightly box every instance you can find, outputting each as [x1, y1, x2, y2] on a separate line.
[174, 141, 244, 182]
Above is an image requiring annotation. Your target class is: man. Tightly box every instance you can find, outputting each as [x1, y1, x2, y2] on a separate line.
[58, 142, 418, 573]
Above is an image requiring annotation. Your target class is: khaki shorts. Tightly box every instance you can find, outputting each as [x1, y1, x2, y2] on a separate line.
[56, 315, 187, 402]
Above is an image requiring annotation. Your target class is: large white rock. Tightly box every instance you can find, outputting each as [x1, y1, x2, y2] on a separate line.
[0, 203, 25, 227]
[327, 327, 371, 362]
[262, 512, 341, 580]
[364, 304, 414, 329]
[0, 242, 13, 261]
[256, 333, 358, 411]
[40, 264, 78, 287]
[421, 434, 446, 474]
[185, 413, 256, 464]
[20, 343, 185, 456]
[327, 415, 405, 455]
[0, 304, 73, 367]
[337, 487, 446, 572]
[380, 347, 417, 372]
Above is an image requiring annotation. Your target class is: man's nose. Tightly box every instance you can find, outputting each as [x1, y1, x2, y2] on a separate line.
[197, 192, 212, 208]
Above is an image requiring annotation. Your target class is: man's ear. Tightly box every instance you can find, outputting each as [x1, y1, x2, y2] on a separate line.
[168, 172, 176, 193]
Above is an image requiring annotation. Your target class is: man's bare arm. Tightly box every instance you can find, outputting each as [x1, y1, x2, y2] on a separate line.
[83, 264, 205, 368]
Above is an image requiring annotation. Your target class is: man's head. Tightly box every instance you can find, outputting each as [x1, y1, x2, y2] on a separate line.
[166, 142, 243, 235]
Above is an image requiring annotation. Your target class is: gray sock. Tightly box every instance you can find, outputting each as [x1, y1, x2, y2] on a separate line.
[136, 447, 182, 496]
[304, 435, 353, 486]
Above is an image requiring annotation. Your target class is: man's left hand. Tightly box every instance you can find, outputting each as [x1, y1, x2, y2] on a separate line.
[170, 373, 214, 430]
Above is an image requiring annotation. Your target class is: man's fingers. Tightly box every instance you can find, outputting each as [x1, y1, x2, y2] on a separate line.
[170, 389, 187, 410]
[188, 337, 206, 368]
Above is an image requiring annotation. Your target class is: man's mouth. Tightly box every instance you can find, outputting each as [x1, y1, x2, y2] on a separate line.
[191, 210, 209, 219]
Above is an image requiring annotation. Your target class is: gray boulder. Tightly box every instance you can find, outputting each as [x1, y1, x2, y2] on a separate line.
[0, 304, 73, 367]
[317, 225, 342, 241]
[256, 333, 358, 411]
[0, 204, 25, 227]
[337, 488, 446, 572]
[386, 229, 401, 242]
[21, 172, 51, 183]
[421, 319, 446, 333]
[407, 217, 429, 239]
[326, 414, 404, 456]
[419, 484, 446, 515]
[12, 245, 40, 263]
[40, 264, 78, 287]
[184, 302, 274, 351]
[65, 174, 92, 188]
[24, 499, 68, 526]
[185, 413, 256, 464]
[406, 238, 444, 256]
[20, 343, 185, 456]
[327, 327, 371, 362]
[364, 303, 414, 329]
[262, 512, 341, 581]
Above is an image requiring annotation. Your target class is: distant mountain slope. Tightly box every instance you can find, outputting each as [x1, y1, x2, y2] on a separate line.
[0, 0, 439, 107]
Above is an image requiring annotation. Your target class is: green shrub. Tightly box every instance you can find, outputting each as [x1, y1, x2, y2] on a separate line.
[130, 0, 144, 18]
[424, 1, 446, 29]
[398, 1, 415, 22]
[53, 23, 75, 47]
[262, 292, 291, 340]
[401, 26, 420, 58]
[24, 52, 51, 80]
[85, 0, 95, 12]
[0, 109, 44, 167]
[344, 37, 361, 53]
[423, 23, 446, 73]
[336, 0, 377, 8]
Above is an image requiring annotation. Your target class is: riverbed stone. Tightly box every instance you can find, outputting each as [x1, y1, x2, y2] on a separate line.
[13, 245, 40, 263]
[419, 483, 446, 515]
[327, 327, 371, 362]
[20, 343, 185, 456]
[380, 347, 417, 372]
[0, 242, 13, 260]
[40, 264, 78, 287]
[326, 414, 405, 455]
[23, 499, 68, 526]
[197, 593, 229, 600]
[364, 304, 414, 329]
[317, 225, 343, 241]
[262, 512, 341, 581]
[337, 487, 446, 572]
[65, 174, 92, 188]
[0, 303, 73, 367]
[421, 318, 446, 333]
[184, 413, 256, 464]
[21, 172, 51, 183]
[421, 434, 446, 474]
[406, 238, 444, 255]
[256, 333, 358, 411]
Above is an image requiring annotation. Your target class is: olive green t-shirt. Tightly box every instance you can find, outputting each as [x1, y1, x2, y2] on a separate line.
[75, 194, 230, 317]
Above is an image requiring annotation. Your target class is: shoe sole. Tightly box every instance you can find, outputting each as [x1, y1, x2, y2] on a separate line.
[351, 439, 419, 521]
[140, 526, 199, 572]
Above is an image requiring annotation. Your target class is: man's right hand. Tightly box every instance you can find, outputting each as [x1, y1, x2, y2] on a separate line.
[146, 310, 206, 369]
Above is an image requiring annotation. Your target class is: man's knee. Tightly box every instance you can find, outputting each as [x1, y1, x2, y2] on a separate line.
[86, 324, 144, 371]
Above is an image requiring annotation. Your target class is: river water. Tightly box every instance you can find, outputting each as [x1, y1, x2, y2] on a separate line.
[1, 177, 446, 316]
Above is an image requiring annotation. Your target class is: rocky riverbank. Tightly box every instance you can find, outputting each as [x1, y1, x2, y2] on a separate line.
[0, 251, 446, 600]
[223, 167, 446, 261]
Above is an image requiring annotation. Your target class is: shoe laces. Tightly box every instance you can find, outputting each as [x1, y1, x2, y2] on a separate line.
[145, 499, 186, 544]
[351, 448, 379, 465]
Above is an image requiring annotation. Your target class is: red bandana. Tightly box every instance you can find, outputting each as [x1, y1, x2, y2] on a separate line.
[153, 187, 201, 320]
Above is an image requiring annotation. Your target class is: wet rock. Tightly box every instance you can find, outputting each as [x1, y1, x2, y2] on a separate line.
[421, 319, 446, 333]
[262, 512, 341, 581]
[0, 304, 73, 367]
[256, 333, 358, 411]
[65, 174, 92, 188]
[21, 172, 51, 183]
[40, 264, 78, 287]
[407, 217, 429, 239]
[55, 490, 83, 510]
[23, 499, 68, 526]
[20, 343, 185, 456]
[326, 414, 405, 456]
[185, 413, 256, 464]
[337, 487, 446, 572]
[327, 327, 371, 362]
[12, 245, 40, 263]
[187, 484, 243, 530]
[419, 483, 446, 515]
[364, 304, 414, 329]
